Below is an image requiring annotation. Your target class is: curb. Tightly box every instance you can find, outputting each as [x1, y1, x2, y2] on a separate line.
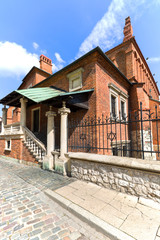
[44, 189, 135, 240]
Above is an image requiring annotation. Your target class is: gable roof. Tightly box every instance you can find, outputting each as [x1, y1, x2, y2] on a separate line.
[18, 66, 52, 89]
[106, 37, 160, 96]
[33, 46, 132, 89]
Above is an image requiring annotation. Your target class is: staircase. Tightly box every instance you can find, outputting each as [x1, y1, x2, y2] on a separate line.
[23, 126, 46, 164]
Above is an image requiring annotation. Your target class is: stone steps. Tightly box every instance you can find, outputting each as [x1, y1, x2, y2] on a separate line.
[22, 140, 44, 165]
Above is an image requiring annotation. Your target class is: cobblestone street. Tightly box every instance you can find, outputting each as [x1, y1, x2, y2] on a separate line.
[0, 157, 109, 240]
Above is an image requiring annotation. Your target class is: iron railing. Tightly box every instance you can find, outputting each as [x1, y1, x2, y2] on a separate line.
[68, 102, 160, 160]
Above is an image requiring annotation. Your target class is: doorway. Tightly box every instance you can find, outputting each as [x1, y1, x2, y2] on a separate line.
[32, 108, 40, 132]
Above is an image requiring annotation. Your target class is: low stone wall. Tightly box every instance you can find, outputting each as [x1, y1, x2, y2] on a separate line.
[68, 152, 160, 203]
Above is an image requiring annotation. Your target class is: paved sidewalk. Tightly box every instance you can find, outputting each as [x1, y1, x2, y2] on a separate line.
[0, 157, 109, 240]
[0, 156, 160, 240]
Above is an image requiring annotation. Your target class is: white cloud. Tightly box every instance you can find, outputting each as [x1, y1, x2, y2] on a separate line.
[40, 49, 47, 55]
[77, 0, 151, 58]
[33, 42, 39, 50]
[52, 52, 65, 72]
[0, 41, 39, 77]
[55, 52, 65, 63]
[148, 57, 160, 63]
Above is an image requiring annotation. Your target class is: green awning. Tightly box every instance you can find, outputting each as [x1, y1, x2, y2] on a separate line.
[16, 87, 63, 103]
[15, 87, 94, 103]
[0, 87, 94, 109]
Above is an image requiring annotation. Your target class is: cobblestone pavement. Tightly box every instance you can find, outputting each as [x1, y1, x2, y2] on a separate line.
[0, 157, 110, 240]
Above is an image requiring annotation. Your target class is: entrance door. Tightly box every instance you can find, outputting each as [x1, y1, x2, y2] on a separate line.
[33, 109, 40, 132]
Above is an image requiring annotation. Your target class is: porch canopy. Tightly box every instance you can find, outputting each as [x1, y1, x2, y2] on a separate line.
[0, 86, 94, 111]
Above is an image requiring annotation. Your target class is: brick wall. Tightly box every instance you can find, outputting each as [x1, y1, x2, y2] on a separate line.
[0, 137, 38, 163]
[22, 142, 37, 163]
[0, 138, 22, 160]
[106, 38, 159, 101]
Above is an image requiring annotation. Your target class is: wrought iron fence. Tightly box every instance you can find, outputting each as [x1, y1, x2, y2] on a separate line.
[55, 118, 60, 151]
[68, 102, 160, 160]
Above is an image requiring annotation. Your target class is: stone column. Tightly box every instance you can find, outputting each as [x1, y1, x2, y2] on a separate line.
[20, 98, 28, 127]
[1, 106, 8, 133]
[43, 107, 56, 170]
[59, 102, 71, 158]
[56, 101, 70, 175]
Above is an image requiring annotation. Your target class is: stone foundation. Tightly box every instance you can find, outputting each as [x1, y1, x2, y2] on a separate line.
[68, 152, 160, 203]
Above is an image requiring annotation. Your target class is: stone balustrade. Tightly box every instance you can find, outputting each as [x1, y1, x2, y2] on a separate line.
[0, 122, 21, 135]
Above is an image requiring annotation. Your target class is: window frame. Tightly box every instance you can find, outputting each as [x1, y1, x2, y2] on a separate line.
[67, 67, 84, 92]
[120, 96, 127, 121]
[27, 83, 33, 89]
[31, 107, 40, 132]
[110, 89, 118, 119]
[109, 83, 128, 120]
[5, 139, 11, 151]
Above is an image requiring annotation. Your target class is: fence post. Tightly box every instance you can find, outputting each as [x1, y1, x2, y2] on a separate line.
[140, 102, 144, 159]
[155, 105, 159, 156]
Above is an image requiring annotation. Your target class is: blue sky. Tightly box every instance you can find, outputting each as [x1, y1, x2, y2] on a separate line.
[0, 0, 160, 115]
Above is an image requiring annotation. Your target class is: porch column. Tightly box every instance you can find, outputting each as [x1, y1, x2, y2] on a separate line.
[56, 101, 70, 175]
[1, 106, 8, 133]
[59, 101, 71, 158]
[44, 107, 57, 170]
[20, 98, 28, 127]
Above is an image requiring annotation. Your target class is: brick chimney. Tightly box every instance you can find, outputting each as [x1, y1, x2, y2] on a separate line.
[39, 55, 52, 74]
[123, 16, 133, 42]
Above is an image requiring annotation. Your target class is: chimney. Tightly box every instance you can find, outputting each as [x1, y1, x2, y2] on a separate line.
[39, 55, 52, 74]
[123, 16, 133, 42]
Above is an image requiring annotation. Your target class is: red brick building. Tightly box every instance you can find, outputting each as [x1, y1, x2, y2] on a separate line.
[0, 17, 159, 174]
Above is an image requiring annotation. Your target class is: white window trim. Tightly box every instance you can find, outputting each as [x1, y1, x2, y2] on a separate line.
[27, 83, 33, 89]
[5, 139, 11, 151]
[67, 67, 84, 92]
[31, 107, 40, 132]
[110, 89, 119, 119]
[109, 83, 128, 120]
[108, 83, 129, 99]
[120, 96, 127, 120]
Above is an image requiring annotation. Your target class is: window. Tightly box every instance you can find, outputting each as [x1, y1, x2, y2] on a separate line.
[111, 95, 116, 118]
[112, 147, 118, 156]
[5, 139, 11, 151]
[110, 90, 118, 118]
[67, 67, 84, 92]
[123, 146, 127, 157]
[32, 108, 40, 132]
[27, 83, 33, 89]
[112, 142, 130, 157]
[109, 83, 128, 120]
[121, 100, 126, 120]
